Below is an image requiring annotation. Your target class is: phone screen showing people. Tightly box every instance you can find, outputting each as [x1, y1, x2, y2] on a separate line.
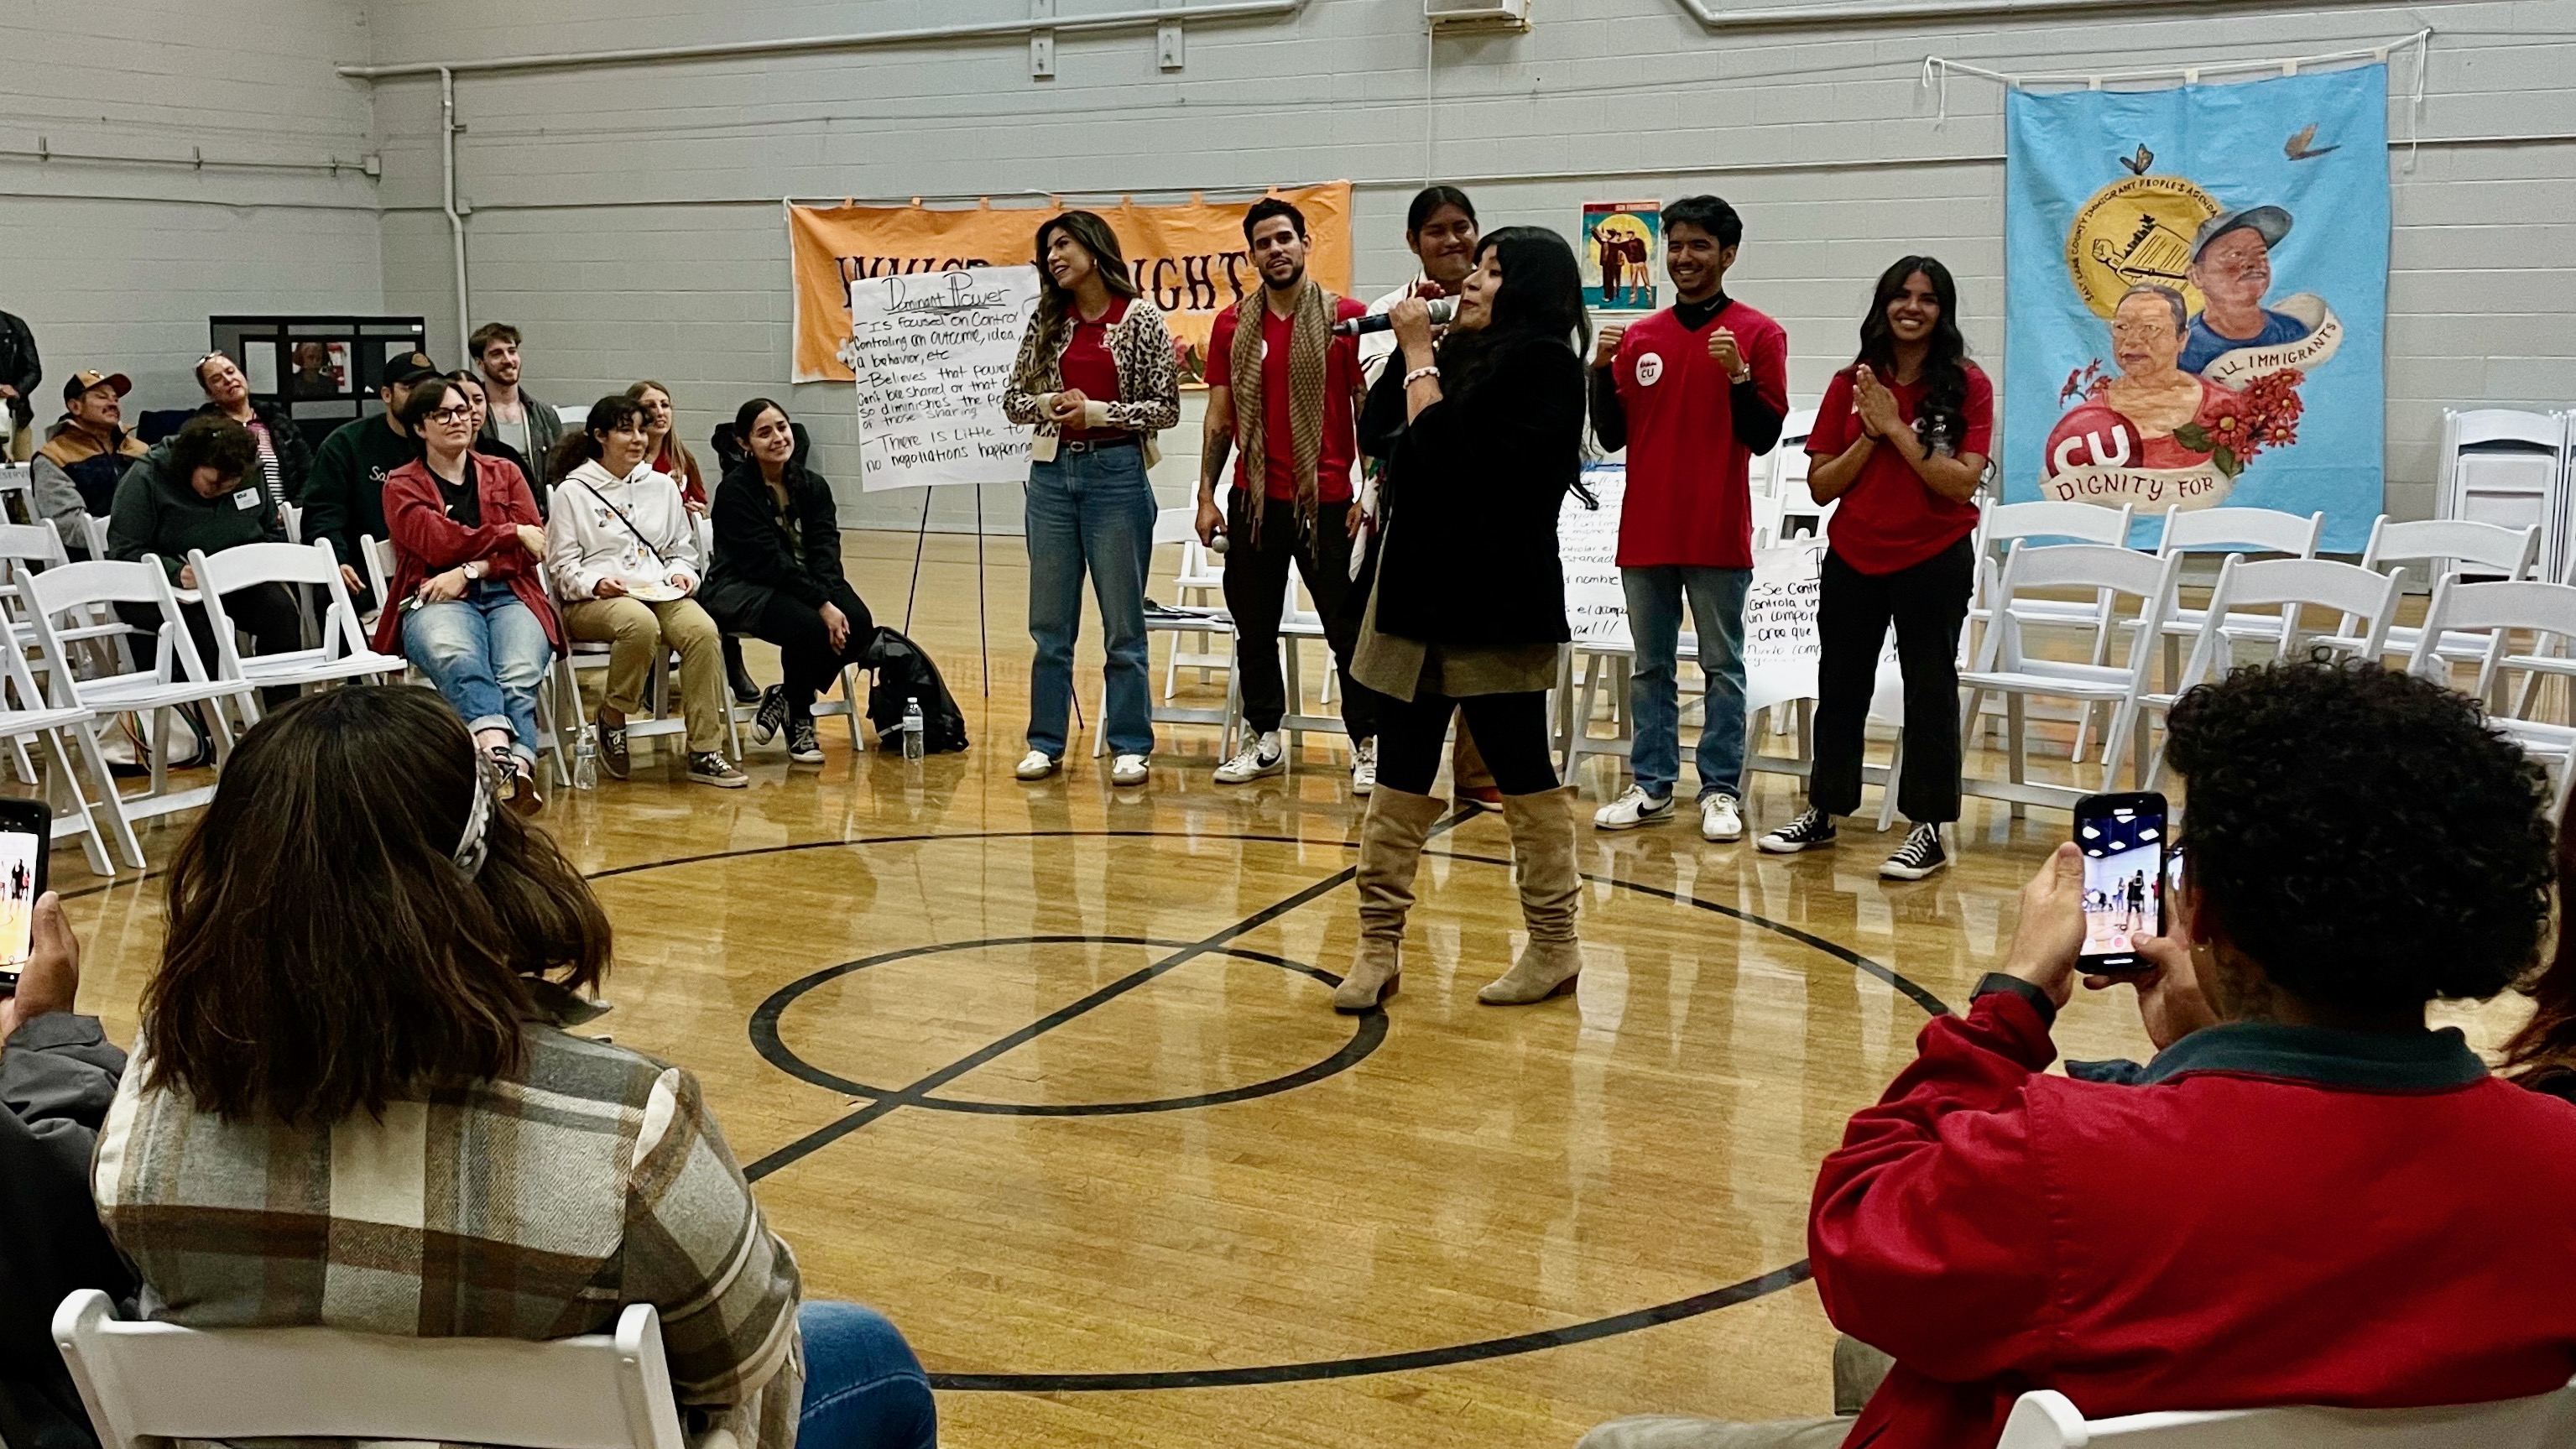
[2077, 792, 2166, 975]
[0, 809, 43, 989]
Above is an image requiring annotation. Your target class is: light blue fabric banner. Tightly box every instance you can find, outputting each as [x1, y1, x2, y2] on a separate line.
[2002, 65, 2388, 551]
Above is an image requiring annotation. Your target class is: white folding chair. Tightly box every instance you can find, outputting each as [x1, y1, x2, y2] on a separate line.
[1162, 506, 1230, 698]
[1774, 405, 1823, 539]
[2407, 576, 2576, 819]
[187, 540, 407, 718]
[278, 500, 304, 545]
[1958, 542, 2182, 814]
[1967, 499, 2139, 754]
[2133, 504, 2325, 683]
[2336, 515, 2542, 667]
[2135, 555, 2405, 791]
[53, 1290, 686, 1449]
[1107, 505, 1241, 758]
[0, 623, 130, 874]
[20, 558, 252, 827]
[1997, 1374, 2576, 1449]
[2437, 408, 2567, 581]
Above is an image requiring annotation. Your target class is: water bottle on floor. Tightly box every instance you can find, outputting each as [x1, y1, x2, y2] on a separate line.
[572, 727, 599, 790]
[902, 696, 926, 761]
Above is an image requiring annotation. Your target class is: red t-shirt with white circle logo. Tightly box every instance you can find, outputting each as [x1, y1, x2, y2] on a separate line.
[1609, 299, 1789, 569]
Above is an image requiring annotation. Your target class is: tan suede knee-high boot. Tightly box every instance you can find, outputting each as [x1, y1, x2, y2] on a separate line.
[1335, 785, 1447, 1012]
[1478, 788, 1584, 1004]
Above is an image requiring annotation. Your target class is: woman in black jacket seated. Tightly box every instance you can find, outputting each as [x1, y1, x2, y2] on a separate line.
[1334, 226, 1592, 1014]
[701, 399, 873, 765]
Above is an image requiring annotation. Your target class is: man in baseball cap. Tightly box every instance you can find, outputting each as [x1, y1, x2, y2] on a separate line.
[303, 350, 442, 603]
[2180, 204, 2312, 373]
[30, 369, 145, 553]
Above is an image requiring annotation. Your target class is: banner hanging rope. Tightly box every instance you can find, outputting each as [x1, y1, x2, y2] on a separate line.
[1922, 29, 2432, 163]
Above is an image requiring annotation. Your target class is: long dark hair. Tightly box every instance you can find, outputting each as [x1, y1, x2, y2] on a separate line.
[1854, 255, 1970, 457]
[143, 688, 612, 1123]
[1028, 211, 1141, 358]
[1434, 227, 1595, 505]
[545, 393, 650, 486]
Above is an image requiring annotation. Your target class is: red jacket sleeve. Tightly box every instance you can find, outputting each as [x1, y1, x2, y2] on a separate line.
[1807, 990, 2065, 1384]
[384, 459, 531, 575]
[476, 459, 545, 583]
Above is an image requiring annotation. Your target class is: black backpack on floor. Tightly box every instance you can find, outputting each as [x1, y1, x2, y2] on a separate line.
[862, 626, 969, 753]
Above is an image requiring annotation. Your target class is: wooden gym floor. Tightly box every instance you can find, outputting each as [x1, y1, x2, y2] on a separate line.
[53, 531, 2531, 1449]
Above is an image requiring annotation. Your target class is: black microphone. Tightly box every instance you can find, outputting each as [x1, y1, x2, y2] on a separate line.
[1333, 298, 1457, 337]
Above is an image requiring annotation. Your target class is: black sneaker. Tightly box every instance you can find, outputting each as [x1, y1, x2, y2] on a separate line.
[786, 718, 824, 764]
[752, 685, 788, 745]
[1880, 823, 1948, 880]
[1757, 808, 1838, 854]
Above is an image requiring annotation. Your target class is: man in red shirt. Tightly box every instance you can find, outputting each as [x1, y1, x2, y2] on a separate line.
[1196, 197, 1374, 790]
[1590, 195, 1788, 844]
[1580, 657, 2576, 1449]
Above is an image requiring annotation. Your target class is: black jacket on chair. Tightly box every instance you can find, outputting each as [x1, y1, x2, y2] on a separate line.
[1369, 337, 1586, 650]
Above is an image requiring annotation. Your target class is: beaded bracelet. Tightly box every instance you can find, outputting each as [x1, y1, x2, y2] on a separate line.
[1402, 366, 1442, 388]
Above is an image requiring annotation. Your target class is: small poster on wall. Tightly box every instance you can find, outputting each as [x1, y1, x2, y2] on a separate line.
[1581, 201, 1661, 312]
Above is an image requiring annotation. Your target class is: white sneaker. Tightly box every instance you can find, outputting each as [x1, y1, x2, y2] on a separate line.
[1699, 792, 1744, 842]
[1351, 737, 1377, 796]
[1109, 753, 1150, 787]
[1014, 749, 1061, 781]
[1593, 784, 1674, 830]
[1213, 731, 1286, 784]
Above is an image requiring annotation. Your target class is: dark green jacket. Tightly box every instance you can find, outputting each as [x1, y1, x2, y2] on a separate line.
[300, 414, 417, 578]
[108, 441, 286, 581]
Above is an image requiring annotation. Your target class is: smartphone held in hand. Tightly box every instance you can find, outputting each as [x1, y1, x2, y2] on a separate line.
[0, 796, 50, 992]
[2075, 791, 2166, 976]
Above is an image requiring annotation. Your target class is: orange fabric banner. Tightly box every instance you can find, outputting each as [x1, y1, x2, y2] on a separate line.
[787, 182, 1353, 384]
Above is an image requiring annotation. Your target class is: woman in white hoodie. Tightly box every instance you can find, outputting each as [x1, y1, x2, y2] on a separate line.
[543, 394, 745, 789]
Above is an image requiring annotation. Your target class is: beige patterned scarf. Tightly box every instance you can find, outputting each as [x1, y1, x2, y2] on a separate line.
[1228, 278, 1334, 548]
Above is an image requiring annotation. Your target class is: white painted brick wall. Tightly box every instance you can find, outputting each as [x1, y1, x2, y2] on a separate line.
[0, 0, 384, 415]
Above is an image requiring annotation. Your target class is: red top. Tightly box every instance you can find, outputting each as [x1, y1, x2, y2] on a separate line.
[1058, 296, 1130, 444]
[371, 451, 564, 656]
[651, 443, 707, 509]
[1609, 299, 1790, 569]
[1807, 362, 1993, 576]
[1813, 990, 2576, 1449]
[1206, 294, 1369, 503]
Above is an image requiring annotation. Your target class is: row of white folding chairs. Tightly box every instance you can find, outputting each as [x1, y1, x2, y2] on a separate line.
[1960, 542, 2407, 813]
[57, 1283, 2576, 1449]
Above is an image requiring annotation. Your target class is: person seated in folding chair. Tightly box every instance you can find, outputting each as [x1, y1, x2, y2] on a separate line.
[544, 394, 744, 790]
[1585, 656, 2576, 1449]
[107, 415, 304, 711]
[91, 688, 937, 1449]
[702, 399, 874, 769]
[374, 377, 558, 814]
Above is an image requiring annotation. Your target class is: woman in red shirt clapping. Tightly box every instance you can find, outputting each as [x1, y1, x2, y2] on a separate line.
[1759, 256, 1991, 879]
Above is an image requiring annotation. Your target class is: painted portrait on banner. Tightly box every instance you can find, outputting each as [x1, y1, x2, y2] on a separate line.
[1581, 201, 1661, 312]
[2002, 66, 2388, 550]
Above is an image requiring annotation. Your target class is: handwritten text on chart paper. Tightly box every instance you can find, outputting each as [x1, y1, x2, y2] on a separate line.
[844, 266, 1044, 493]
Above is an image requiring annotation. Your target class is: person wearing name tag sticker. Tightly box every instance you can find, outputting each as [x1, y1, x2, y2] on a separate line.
[1590, 195, 1789, 844]
[1000, 210, 1181, 788]
[107, 414, 304, 708]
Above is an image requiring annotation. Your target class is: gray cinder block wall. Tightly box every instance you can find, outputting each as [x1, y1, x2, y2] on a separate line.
[5, 1, 2569, 533]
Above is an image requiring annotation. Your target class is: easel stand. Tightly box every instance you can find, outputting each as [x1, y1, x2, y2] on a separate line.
[895, 486, 1003, 707]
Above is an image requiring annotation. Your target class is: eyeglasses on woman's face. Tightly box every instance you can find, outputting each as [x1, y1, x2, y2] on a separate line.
[425, 404, 476, 426]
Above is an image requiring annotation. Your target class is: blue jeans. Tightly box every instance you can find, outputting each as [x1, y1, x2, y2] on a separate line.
[1622, 565, 1751, 801]
[1024, 444, 1156, 758]
[400, 580, 552, 761]
[797, 1300, 936, 1449]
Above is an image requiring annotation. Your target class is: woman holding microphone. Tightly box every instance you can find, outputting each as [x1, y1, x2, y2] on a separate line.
[999, 211, 1181, 788]
[1333, 227, 1593, 1012]
[1757, 256, 1990, 878]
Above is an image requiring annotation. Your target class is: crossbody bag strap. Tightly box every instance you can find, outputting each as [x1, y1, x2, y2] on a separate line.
[577, 477, 672, 566]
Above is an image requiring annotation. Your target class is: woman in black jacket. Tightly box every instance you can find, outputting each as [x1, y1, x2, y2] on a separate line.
[1335, 226, 1592, 1014]
[700, 399, 873, 765]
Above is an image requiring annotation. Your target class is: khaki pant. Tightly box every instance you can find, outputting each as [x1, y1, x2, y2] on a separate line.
[561, 594, 727, 753]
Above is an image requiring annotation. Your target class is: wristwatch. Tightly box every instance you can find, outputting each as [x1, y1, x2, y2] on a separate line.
[463, 560, 488, 581]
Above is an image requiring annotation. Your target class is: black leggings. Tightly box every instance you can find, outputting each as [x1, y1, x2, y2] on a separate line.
[1374, 687, 1558, 797]
[744, 586, 874, 722]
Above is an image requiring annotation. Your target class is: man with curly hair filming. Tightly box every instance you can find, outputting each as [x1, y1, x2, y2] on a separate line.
[1583, 655, 2576, 1449]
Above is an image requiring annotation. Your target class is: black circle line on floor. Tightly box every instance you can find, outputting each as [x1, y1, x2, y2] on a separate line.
[586, 826, 1945, 1393]
[749, 935, 1387, 1117]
